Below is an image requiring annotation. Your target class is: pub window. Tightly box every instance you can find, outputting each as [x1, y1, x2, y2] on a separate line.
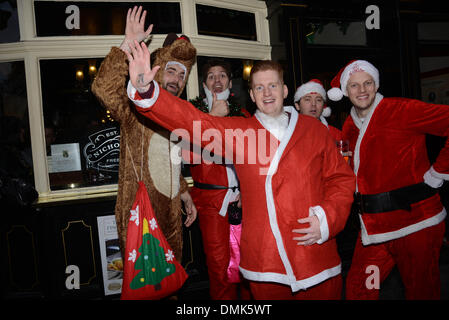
[0, 60, 33, 186]
[196, 4, 257, 41]
[40, 58, 120, 191]
[0, 0, 20, 43]
[34, 1, 181, 37]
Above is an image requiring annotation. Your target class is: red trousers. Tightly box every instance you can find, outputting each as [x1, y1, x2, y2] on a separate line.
[198, 208, 250, 300]
[346, 221, 445, 300]
[249, 275, 342, 300]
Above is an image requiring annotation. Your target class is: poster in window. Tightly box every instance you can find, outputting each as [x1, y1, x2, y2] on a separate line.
[97, 215, 123, 296]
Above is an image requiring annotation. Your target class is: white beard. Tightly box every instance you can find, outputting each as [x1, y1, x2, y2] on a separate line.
[203, 84, 230, 111]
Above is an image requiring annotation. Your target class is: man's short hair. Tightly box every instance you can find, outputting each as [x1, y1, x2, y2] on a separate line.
[201, 58, 232, 82]
[249, 60, 284, 88]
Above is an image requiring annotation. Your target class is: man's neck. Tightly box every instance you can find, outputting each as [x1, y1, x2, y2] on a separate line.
[354, 105, 373, 119]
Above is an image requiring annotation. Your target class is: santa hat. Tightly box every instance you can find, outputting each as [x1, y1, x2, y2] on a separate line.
[327, 60, 379, 101]
[152, 33, 197, 97]
[294, 79, 331, 117]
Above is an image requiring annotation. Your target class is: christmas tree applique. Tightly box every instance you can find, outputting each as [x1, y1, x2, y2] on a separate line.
[129, 217, 176, 290]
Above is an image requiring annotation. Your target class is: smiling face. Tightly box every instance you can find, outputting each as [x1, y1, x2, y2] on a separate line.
[204, 65, 232, 93]
[250, 69, 288, 117]
[295, 93, 325, 119]
[162, 63, 186, 96]
[346, 71, 377, 117]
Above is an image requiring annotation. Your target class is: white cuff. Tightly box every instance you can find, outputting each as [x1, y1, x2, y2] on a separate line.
[309, 205, 329, 244]
[126, 80, 160, 109]
[424, 166, 444, 188]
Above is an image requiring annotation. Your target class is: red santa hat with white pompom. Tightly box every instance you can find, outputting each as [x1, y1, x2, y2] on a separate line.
[294, 79, 332, 117]
[327, 60, 380, 101]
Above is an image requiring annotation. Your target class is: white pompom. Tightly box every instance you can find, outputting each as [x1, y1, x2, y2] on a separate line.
[321, 106, 331, 117]
[327, 87, 343, 101]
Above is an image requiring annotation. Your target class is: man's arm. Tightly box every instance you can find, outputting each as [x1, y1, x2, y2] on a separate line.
[402, 99, 449, 186]
[125, 39, 250, 160]
[91, 6, 152, 121]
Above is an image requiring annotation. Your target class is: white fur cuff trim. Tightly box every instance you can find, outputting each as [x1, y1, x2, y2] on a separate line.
[424, 166, 444, 188]
[127, 80, 160, 109]
[309, 205, 329, 244]
[429, 166, 449, 181]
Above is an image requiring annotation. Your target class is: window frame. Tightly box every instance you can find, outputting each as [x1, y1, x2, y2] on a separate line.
[0, 0, 270, 203]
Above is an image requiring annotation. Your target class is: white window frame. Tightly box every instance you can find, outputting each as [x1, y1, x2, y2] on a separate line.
[0, 0, 270, 203]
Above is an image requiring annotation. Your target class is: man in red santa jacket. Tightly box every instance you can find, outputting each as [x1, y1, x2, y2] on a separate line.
[123, 40, 355, 299]
[294, 79, 342, 141]
[328, 59, 449, 299]
[187, 59, 250, 300]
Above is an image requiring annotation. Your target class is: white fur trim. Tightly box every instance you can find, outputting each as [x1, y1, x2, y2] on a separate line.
[309, 206, 329, 244]
[321, 106, 331, 118]
[429, 165, 449, 180]
[360, 208, 447, 245]
[351, 93, 384, 191]
[255, 109, 289, 141]
[127, 80, 160, 109]
[239, 264, 341, 292]
[218, 164, 239, 217]
[259, 106, 299, 289]
[320, 115, 329, 128]
[327, 87, 343, 101]
[165, 61, 186, 80]
[294, 81, 326, 102]
[424, 167, 444, 188]
[203, 85, 230, 111]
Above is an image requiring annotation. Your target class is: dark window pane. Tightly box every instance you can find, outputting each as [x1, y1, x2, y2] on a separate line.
[0, 0, 20, 43]
[305, 19, 367, 46]
[0, 61, 33, 185]
[34, 1, 181, 37]
[196, 4, 256, 41]
[40, 58, 120, 190]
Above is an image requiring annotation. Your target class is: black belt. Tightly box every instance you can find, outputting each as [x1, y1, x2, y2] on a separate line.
[193, 181, 239, 192]
[354, 182, 438, 214]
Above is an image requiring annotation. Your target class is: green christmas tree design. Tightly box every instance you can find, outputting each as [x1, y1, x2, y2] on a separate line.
[130, 218, 176, 290]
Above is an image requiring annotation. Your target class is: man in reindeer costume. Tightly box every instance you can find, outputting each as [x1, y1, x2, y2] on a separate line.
[92, 6, 197, 263]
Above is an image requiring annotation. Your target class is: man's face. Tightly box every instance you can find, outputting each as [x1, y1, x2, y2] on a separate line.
[204, 66, 232, 93]
[346, 71, 377, 113]
[295, 93, 325, 119]
[162, 64, 186, 96]
[249, 69, 288, 117]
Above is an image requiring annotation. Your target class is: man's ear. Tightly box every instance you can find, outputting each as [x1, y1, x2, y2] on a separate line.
[229, 80, 233, 90]
[294, 102, 300, 111]
[249, 89, 255, 103]
[283, 84, 288, 99]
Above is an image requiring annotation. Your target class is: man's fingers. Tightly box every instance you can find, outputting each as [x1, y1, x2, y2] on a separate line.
[140, 9, 147, 25]
[136, 6, 142, 22]
[297, 217, 311, 224]
[145, 24, 153, 38]
[130, 6, 137, 21]
[292, 227, 311, 234]
[124, 49, 133, 62]
[126, 8, 131, 23]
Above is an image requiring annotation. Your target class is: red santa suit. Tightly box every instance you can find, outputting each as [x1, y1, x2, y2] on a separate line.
[320, 115, 342, 141]
[187, 94, 248, 300]
[342, 93, 449, 299]
[127, 81, 356, 299]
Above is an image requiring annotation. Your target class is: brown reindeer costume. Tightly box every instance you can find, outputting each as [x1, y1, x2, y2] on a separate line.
[92, 34, 196, 262]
